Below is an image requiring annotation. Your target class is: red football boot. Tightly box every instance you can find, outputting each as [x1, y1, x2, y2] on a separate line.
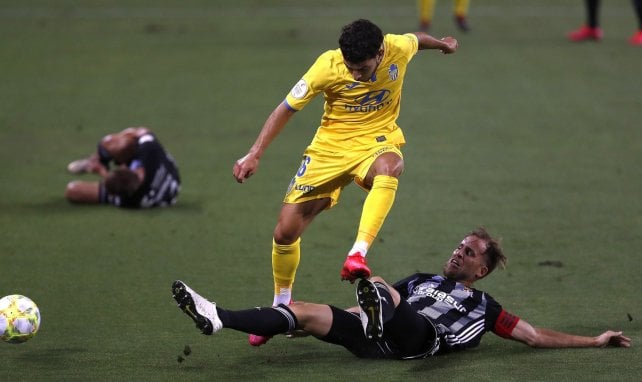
[568, 25, 603, 42]
[630, 31, 642, 46]
[248, 334, 271, 346]
[340, 253, 371, 282]
[248, 298, 294, 346]
[454, 15, 471, 32]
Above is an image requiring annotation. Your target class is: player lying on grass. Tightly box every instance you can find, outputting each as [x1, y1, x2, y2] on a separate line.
[65, 127, 180, 208]
[172, 228, 630, 359]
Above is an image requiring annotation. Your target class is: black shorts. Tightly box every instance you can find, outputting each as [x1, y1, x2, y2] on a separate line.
[321, 301, 439, 359]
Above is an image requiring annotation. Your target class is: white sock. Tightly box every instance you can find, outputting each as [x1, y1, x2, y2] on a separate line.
[348, 241, 369, 257]
[273, 287, 292, 306]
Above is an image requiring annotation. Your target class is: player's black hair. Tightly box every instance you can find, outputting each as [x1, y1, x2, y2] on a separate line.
[339, 19, 384, 63]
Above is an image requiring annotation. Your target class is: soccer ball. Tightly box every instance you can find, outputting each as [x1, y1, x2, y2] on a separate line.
[0, 295, 41, 344]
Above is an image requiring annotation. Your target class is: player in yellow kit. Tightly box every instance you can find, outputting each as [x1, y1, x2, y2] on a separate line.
[233, 19, 457, 346]
[418, 0, 471, 32]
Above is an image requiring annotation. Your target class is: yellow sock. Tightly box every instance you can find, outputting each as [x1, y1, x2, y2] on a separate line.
[272, 238, 300, 302]
[454, 0, 469, 17]
[418, 0, 436, 25]
[355, 175, 398, 247]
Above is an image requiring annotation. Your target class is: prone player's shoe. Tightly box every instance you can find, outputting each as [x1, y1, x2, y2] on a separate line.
[249, 297, 295, 346]
[172, 280, 223, 335]
[568, 25, 603, 42]
[340, 253, 371, 282]
[248, 334, 272, 346]
[67, 158, 91, 174]
[356, 278, 383, 340]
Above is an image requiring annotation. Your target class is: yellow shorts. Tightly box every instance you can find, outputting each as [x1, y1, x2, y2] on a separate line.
[283, 144, 403, 208]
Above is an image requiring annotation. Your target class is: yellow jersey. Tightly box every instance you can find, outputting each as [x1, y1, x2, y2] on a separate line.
[284, 33, 419, 151]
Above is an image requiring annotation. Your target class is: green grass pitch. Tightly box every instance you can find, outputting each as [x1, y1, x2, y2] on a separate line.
[0, 0, 640, 380]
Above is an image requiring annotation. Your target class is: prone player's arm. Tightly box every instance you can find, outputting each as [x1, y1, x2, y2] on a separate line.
[233, 102, 296, 183]
[509, 318, 631, 349]
[89, 157, 110, 178]
[414, 32, 458, 54]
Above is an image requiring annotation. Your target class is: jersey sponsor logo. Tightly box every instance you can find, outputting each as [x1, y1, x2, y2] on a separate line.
[345, 82, 359, 89]
[345, 89, 391, 112]
[388, 64, 398, 81]
[410, 284, 467, 313]
[290, 79, 308, 99]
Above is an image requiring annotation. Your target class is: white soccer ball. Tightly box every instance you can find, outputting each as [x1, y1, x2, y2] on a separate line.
[0, 295, 41, 344]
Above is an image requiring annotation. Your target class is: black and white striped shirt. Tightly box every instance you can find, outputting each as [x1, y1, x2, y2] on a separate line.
[393, 273, 507, 353]
[107, 134, 181, 208]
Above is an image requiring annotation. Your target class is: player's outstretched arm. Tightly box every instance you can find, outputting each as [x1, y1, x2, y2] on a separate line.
[82, 153, 109, 178]
[510, 319, 631, 349]
[594, 330, 632, 348]
[414, 32, 458, 54]
[233, 102, 295, 183]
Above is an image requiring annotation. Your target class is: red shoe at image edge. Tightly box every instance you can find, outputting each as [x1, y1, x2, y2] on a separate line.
[568, 25, 603, 41]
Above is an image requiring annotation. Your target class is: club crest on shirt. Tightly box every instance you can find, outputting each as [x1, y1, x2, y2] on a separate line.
[290, 79, 308, 99]
[388, 64, 399, 81]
